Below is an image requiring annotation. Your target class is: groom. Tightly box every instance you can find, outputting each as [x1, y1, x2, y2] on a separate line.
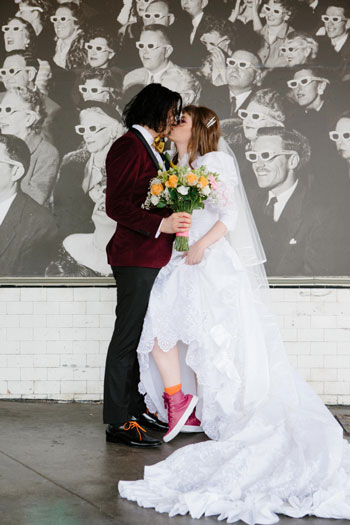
[104, 84, 192, 447]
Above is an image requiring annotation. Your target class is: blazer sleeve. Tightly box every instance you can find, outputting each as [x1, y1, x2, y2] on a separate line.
[105, 136, 163, 237]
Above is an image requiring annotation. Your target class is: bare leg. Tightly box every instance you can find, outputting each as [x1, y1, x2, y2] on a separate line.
[152, 339, 181, 388]
[152, 339, 201, 441]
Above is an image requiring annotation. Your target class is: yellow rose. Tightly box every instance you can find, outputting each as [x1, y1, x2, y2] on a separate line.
[186, 173, 198, 186]
[166, 175, 178, 188]
[198, 176, 208, 188]
[151, 183, 164, 196]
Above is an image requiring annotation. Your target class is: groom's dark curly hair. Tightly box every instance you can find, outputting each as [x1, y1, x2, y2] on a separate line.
[122, 83, 182, 134]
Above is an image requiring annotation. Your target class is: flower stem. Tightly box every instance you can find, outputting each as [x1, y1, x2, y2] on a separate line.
[175, 235, 189, 252]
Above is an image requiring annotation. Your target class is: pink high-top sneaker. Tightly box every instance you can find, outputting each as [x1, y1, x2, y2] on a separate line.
[163, 391, 198, 443]
[181, 408, 203, 433]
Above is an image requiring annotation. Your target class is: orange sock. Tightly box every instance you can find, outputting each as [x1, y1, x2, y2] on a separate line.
[165, 383, 182, 396]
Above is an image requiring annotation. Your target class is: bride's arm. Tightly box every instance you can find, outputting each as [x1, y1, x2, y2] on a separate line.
[184, 221, 227, 265]
[185, 153, 239, 265]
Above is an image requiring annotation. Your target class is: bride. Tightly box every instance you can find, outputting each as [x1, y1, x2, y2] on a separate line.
[118, 105, 350, 523]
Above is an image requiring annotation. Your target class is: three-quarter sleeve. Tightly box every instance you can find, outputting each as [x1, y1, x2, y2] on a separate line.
[201, 152, 239, 233]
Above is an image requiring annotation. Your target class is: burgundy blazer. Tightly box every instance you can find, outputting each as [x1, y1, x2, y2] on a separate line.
[105, 130, 173, 268]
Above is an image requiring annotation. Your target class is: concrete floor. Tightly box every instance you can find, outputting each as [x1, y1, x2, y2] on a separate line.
[0, 401, 349, 525]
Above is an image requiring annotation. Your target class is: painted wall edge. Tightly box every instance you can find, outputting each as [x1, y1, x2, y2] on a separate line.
[1, 276, 350, 288]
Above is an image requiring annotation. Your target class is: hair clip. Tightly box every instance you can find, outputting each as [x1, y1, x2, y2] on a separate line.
[206, 116, 216, 129]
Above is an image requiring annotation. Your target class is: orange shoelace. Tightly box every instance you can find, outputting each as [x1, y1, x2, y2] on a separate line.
[146, 409, 158, 418]
[123, 421, 146, 441]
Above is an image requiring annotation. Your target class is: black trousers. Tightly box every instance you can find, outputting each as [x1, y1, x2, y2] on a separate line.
[103, 266, 160, 426]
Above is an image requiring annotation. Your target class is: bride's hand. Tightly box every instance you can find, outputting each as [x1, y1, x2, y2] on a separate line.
[183, 241, 206, 265]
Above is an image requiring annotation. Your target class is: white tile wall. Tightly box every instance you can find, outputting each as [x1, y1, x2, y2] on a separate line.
[0, 287, 350, 403]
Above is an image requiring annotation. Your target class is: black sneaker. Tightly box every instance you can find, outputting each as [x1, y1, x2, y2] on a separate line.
[106, 422, 162, 447]
[131, 410, 168, 432]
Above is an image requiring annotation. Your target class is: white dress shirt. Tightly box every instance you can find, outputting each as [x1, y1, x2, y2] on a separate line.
[305, 100, 324, 114]
[132, 125, 165, 237]
[147, 61, 173, 84]
[190, 12, 204, 44]
[332, 32, 349, 53]
[0, 193, 16, 226]
[267, 179, 298, 222]
[229, 89, 252, 111]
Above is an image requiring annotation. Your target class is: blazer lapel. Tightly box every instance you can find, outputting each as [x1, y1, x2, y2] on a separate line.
[240, 89, 257, 112]
[130, 128, 162, 172]
[0, 193, 23, 257]
[267, 180, 307, 269]
[259, 181, 307, 270]
[277, 180, 307, 242]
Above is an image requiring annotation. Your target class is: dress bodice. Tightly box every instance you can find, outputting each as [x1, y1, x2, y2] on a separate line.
[179, 151, 239, 245]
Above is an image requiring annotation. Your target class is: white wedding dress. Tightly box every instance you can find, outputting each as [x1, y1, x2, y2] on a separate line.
[118, 151, 350, 524]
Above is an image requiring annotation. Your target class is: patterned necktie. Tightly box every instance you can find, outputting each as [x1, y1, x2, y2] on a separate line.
[152, 136, 165, 154]
[264, 196, 278, 219]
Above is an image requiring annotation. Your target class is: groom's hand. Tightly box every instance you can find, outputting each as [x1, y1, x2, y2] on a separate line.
[160, 212, 192, 234]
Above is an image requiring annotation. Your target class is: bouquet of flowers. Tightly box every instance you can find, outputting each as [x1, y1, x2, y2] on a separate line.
[143, 163, 220, 251]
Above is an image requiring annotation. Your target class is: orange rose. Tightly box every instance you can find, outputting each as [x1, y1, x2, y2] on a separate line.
[166, 175, 178, 188]
[198, 176, 208, 188]
[151, 183, 164, 196]
[186, 173, 198, 186]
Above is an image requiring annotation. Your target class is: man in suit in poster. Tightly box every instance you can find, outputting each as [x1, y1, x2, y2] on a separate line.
[247, 127, 350, 276]
[319, 0, 350, 79]
[224, 49, 262, 118]
[104, 84, 192, 447]
[122, 25, 188, 91]
[180, 0, 211, 66]
[206, 49, 262, 121]
[0, 133, 58, 277]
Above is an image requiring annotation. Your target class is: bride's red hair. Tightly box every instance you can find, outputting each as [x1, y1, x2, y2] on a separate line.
[183, 105, 221, 167]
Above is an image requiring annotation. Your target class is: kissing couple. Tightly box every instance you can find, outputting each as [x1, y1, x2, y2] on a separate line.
[104, 84, 350, 524]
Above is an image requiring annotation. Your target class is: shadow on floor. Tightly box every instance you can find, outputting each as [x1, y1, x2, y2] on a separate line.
[0, 401, 349, 525]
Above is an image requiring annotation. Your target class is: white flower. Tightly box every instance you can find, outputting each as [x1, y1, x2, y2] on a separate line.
[201, 185, 211, 196]
[150, 195, 160, 205]
[177, 186, 189, 195]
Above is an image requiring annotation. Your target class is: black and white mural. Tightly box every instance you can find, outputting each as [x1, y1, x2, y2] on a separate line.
[0, 0, 350, 279]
